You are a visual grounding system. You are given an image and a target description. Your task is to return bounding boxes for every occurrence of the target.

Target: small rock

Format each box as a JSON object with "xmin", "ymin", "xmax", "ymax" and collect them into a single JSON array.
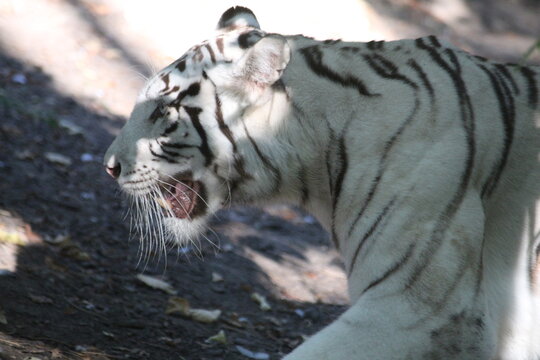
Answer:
[
  {"xmin": 29, "ymin": 294, "xmax": 53, "ymax": 304},
  {"xmin": 15, "ymin": 149, "xmax": 36, "ymax": 160},
  {"xmin": 236, "ymin": 345, "xmax": 269, "ymax": 360},
  {"xmin": 59, "ymin": 119, "xmax": 84, "ymax": 136},
  {"xmin": 45, "ymin": 152, "xmax": 72, "ymax": 166},
  {"xmin": 222, "ymin": 243, "xmax": 234, "ymax": 252},
  {"xmin": 80, "ymin": 153, "xmax": 94, "ymax": 162},
  {"xmin": 211, "ymin": 272, "xmax": 224, "ymax": 282},
  {"xmin": 303, "ymin": 215, "xmax": 318, "ymax": 224},
  {"xmin": 11, "ymin": 73, "xmax": 27, "ymax": 84},
  {"xmin": 206, "ymin": 330, "xmax": 227, "ymax": 345},
  {"xmin": 44, "ymin": 233, "xmax": 70, "ymax": 245},
  {"xmin": 80, "ymin": 192, "xmax": 95, "ymax": 200},
  {"xmin": 102, "ymin": 331, "xmax": 115, "ymax": 338}
]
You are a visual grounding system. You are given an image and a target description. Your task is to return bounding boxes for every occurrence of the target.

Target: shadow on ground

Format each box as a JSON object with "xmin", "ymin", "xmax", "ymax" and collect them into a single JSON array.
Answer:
[{"xmin": 0, "ymin": 47, "xmax": 344, "ymax": 360}]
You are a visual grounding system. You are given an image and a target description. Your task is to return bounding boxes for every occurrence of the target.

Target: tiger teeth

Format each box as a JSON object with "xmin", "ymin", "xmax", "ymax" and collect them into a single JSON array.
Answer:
[{"xmin": 156, "ymin": 197, "xmax": 172, "ymax": 210}]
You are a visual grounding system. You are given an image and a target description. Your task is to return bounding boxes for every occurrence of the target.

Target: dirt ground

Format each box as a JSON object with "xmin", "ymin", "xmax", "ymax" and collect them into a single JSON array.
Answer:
[{"xmin": 0, "ymin": 0, "xmax": 539, "ymax": 359}]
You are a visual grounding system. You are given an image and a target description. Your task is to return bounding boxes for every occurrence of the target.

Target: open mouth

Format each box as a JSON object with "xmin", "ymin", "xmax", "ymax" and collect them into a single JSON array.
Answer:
[{"xmin": 158, "ymin": 179, "xmax": 203, "ymax": 219}]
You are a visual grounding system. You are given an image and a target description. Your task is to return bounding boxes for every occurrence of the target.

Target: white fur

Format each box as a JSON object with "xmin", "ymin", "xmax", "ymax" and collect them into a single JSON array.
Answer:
[{"xmin": 104, "ymin": 7, "xmax": 540, "ymax": 359}]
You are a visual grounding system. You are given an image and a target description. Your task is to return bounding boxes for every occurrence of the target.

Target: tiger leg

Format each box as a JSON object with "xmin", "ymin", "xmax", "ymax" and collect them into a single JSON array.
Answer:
[
  {"xmin": 285, "ymin": 188, "xmax": 497, "ymax": 359},
  {"xmin": 283, "ymin": 294, "xmax": 495, "ymax": 360}
]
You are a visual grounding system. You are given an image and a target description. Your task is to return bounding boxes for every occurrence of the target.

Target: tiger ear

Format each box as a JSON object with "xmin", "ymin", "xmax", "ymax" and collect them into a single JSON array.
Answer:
[
  {"xmin": 217, "ymin": 6, "xmax": 260, "ymax": 31},
  {"xmin": 236, "ymin": 34, "xmax": 290, "ymax": 89}
]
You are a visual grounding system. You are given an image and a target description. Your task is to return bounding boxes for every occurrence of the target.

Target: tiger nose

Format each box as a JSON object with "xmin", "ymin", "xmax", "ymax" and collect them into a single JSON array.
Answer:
[{"xmin": 105, "ymin": 156, "xmax": 122, "ymax": 179}]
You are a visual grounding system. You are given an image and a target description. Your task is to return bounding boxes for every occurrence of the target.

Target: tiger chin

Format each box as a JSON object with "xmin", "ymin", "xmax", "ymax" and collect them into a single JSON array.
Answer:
[{"xmin": 104, "ymin": 6, "xmax": 540, "ymax": 360}]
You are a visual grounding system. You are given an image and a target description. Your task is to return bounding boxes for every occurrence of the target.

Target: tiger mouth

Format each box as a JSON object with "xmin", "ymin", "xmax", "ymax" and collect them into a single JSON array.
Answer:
[{"xmin": 158, "ymin": 179, "xmax": 203, "ymax": 219}]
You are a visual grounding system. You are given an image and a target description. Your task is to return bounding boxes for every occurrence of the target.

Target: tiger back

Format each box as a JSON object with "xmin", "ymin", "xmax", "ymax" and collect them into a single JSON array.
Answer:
[{"xmin": 104, "ymin": 7, "xmax": 540, "ymax": 359}]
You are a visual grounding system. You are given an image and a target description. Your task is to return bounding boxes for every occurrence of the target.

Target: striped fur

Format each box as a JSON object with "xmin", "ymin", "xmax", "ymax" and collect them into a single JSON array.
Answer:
[{"xmin": 104, "ymin": 7, "xmax": 540, "ymax": 360}]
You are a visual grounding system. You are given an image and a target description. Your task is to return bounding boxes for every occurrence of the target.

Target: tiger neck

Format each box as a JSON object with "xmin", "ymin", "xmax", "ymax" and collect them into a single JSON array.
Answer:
[{"xmin": 233, "ymin": 81, "xmax": 340, "ymax": 226}]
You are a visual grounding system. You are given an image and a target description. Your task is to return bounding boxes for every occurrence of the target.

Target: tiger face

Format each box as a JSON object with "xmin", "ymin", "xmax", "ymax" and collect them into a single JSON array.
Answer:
[{"xmin": 103, "ymin": 7, "xmax": 290, "ymax": 244}]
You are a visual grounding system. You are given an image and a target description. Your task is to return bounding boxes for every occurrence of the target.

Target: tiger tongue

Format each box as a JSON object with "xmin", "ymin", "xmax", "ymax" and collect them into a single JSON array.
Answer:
[{"xmin": 169, "ymin": 181, "xmax": 197, "ymax": 219}]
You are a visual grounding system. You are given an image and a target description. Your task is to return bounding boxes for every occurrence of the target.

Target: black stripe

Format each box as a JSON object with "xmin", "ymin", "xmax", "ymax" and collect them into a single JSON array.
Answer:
[
  {"xmin": 240, "ymin": 119, "xmax": 280, "ymax": 189},
  {"xmin": 163, "ymin": 122, "xmax": 179, "ymax": 135},
  {"xmin": 237, "ymin": 30, "xmax": 262, "ymax": 49},
  {"xmin": 332, "ymin": 136, "xmax": 348, "ymax": 209},
  {"xmin": 366, "ymin": 40, "xmax": 385, "ymax": 50},
  {"xmin": 325, "ymin": 127, "xmax": 337, "ymax": 198},
  {"xmin": 149, "ymin": 144, "xmax": 177, "ymax": 163},
  {"xmin": 520, "ymin": 66, "xmax": 538, "ymax": 107},
  {"xmin": 162, "ymin": 86, "xmax": 180, "ymax": 96},
  {"xmin": 361, "ymin": 243, "xmax": 415, "ymax": 295},
  {"xmin": 160, "ymin": 73, "xmax": 171, "ymax": 92},
  {"xmin": 159, "ymin": 145, "xmax": 193, "ymax": 160},
  {"xmin": 477, "ymin": 64, "xmax": 514, "ymax": 198},
  {"xmin": 494, "ymin": 64, "xmax": 519, "ymax": 95},
  {"xmin": 348, "ymin": 197, "xmax": 397, "ymax": 277},
  {"xmin": 324, "ymin": 39, "xmax": 341, "ymax": 45},
  {"xmin": 184, "ymin": 106, "xmax": 214, "ymax": 166},
  {"xmin": 298, "ymin": 163, "xmax": 309, "ymax": 206},
  {"xmin": 214, "ymin": 94, "xmax": 236, "ymax": 151},
  {"xmin": 406, "ymin": 38, "xmax": 476, "ymax": 290},
  {"xmin": 171, "ymin": 82, "xmax": 201, "ymax": 109},
  {"xmin": 176, "ymin": 57, "xmax": 186, "ymax": 72},
  {"xmin": 300, "ymin": 46, "xmax": 380, "ymax": 97},
  {"xmin": 444, "ymin": 48, "xmax": 462, "ymax": 73},
  {"xmin": 339, "ymin": 46, "xmax": 361, "ymax": 55},
  {"xmin": 408, "ymin": 59, "xmax": 434, "ymax": 100},
  {"xmin": 216, "ymin": 37, "xmax": 224, "ymax": 54},
  {"xmin": 160, "ymin": 141, "xmax": 197, "ymax": 150},
  {"xmin": 205, "ymin": 43, "xmax": 216, "ymax": 64},
  {"xmin": 473, "ymin": 55, "xmax": 488, "ymax": 62},
  {"xmin": 149, "ymin": 106, "xmax": 164, "ymax": 124},
  {"xmin": 363, "ymin": 54, "xmax": 418, "ymax": 89},
  {"xmin": 331, "ymin": 135, "xmax": 349, "ymax": 249},
  {"xmin": 428, "ymin": 35, "xmax": 441, "ymax": 48},
  {"xmin": 347, "ymin": 96, "xmax": 420, "ymax": 239}
]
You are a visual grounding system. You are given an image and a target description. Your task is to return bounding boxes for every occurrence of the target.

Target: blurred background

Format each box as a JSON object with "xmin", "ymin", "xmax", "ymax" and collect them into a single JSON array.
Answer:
[{"xmin": 0, "ymin": 0, "xmax": 539, "ymax": 359}]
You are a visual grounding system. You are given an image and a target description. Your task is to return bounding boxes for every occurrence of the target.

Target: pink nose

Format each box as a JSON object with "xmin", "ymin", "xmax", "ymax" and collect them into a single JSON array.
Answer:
[{"xmin": 105, "ymin": 163, "xmax": 121, "ymax": 179}]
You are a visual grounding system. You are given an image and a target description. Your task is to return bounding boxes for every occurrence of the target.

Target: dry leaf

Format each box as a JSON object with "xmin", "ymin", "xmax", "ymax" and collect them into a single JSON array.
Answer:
[
  {"xmin": 189, "ymin": 309, "xmax": 222, "ymax": 323},
  {"xmin": 29, "ymin": 294, "xmax": 53, "ymax": 304},
  {"xmin": 44, "ymin": 233, "xmax": 70, "ymax": 245},
  {"xmin": 211, "ymin": 272, "xmax": 224, "ymax": 282},
  {"xmin": 166, "ymin": 297, "xmax": 221, "ymax": 323},
  {"xmin": 236, "ymin": 346, "xmax": 269, "ymax": 360},
  {"xmin": 206, "ymin": 330, "xmax": 227, "ymax": 344},
  {"xmin": 251, "ymin": 292, "xmax": 271, "ymax": 311},
  {"xmin": 59, "ymin": 119, "xmax": 83, "ymax": 136},
  {"xmin": 45, "ymin": 152, "xmax": 72, "ymax": 166},
  {"xmin": 15, "ymin": 149, "xmax": 36, "ymax": 160},
  {"xmin": 136, "ymin": 274, "xmax": 177, "ymax": 295}
]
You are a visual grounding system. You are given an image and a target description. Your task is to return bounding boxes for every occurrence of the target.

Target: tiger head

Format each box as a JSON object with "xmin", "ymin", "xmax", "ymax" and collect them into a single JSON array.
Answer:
[{"xmin": 103, "ymin": 7, "xmax": 290, "ymax": 245}]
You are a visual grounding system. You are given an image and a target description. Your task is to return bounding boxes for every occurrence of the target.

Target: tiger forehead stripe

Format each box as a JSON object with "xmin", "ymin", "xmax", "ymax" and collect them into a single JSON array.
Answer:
[
  {"xmin": 204, "ymin": 43, "xmax": 216, "ymax": 63},
  {"xmin": 170, "ymin": 82, "xmax": 201, "ymax": 109},
  {"xmin": 216, "ymin": 37, "xmax": 224, "ymax": 54}
]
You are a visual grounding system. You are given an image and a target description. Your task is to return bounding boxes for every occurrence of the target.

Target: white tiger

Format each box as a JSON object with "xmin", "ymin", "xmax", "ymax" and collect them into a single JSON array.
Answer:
[{"xmin": 104, "ymin": 7, "xmax": 540, "ymax": 359}]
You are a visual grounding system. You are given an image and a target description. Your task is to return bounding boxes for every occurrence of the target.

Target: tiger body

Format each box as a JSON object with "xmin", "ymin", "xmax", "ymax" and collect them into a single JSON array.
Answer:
[{"xmin": 104, "ymin": 7, "xmax": 540, "ymax": 359}]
